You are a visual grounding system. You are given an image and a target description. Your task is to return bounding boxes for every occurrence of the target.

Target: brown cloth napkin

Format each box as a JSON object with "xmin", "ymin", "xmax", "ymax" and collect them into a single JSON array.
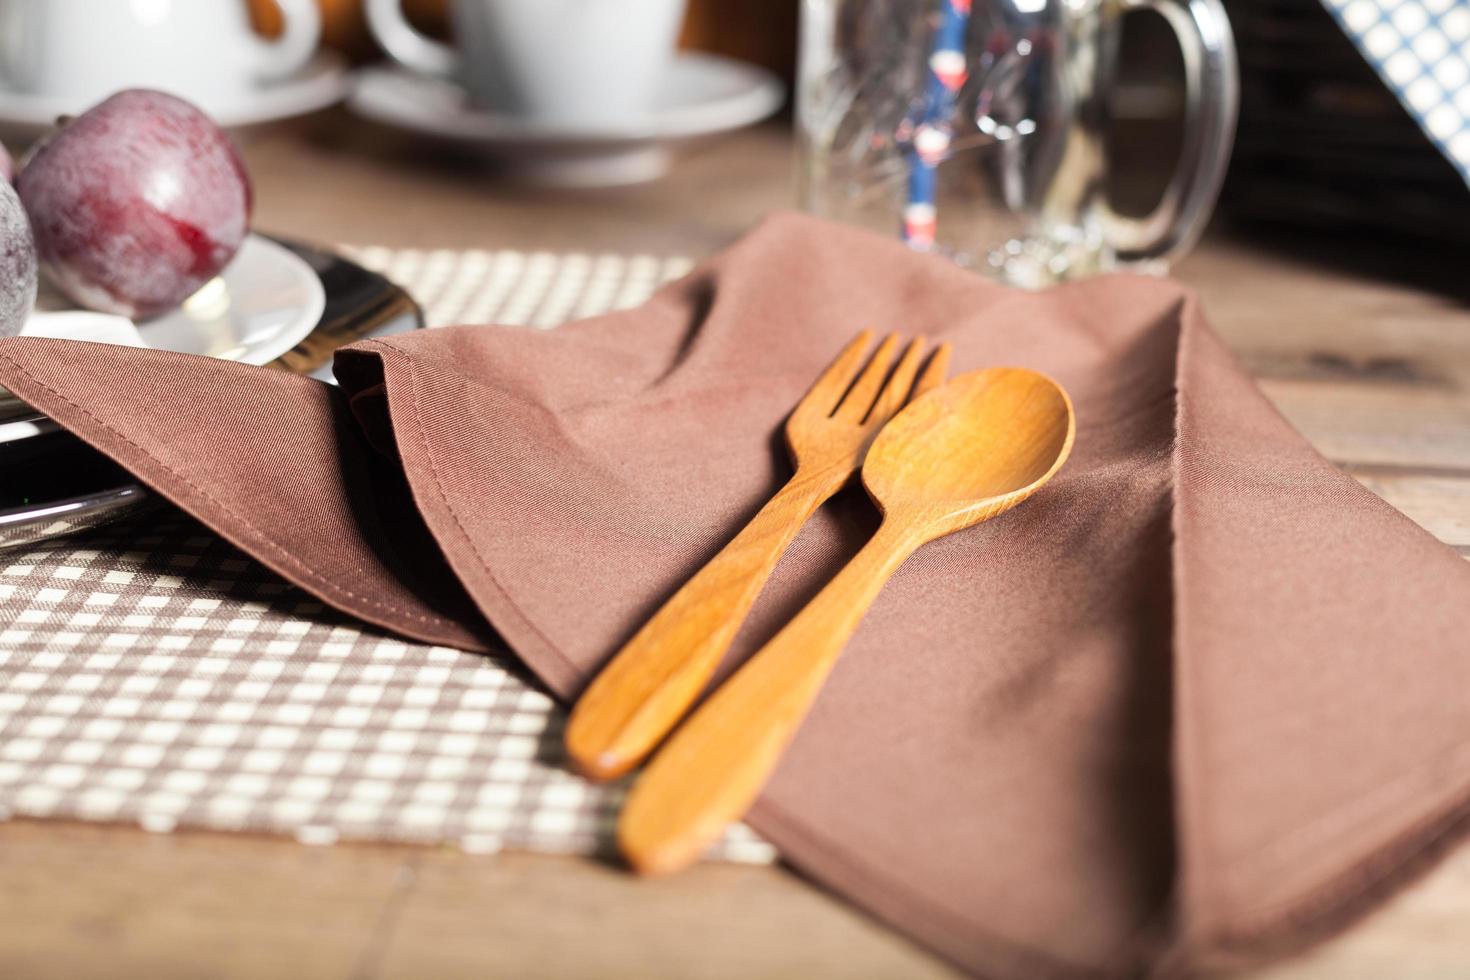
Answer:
[{"xmin": 1, "ymin": 214, "xmax": 1467, "ymax": 978}]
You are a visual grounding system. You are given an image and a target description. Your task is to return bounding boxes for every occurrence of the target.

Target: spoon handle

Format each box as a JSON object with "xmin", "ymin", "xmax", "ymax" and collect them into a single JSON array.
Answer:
[
  {"xmin": 618, "ymin": 519, "xmax": 919, "ymax": 876},
  {"xmin": 565, "ymin": 468, "xmax": 843, "ymax": 782}
]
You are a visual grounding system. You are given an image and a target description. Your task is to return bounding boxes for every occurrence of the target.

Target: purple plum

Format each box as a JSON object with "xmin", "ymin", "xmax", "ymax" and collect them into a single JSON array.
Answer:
[
  {"xmin": 0, "ymin": 178, "xmax": 37, "ymax": 337},
  {"xmin": 17, "ymin": 90, "xmax": 252, "ymax": 319}
]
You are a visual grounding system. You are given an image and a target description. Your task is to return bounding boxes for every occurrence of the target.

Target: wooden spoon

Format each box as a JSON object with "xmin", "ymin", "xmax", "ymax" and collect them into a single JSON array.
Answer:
[{"xmin": 618, "ymin": 367, "xmax": 1076, "ymax": 876}]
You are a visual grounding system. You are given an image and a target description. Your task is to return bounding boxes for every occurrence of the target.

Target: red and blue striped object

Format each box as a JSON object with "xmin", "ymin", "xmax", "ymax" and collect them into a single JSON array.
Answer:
[{"xmin": 903, "ymin": 0, "xmax": 972, "ymax": 250}]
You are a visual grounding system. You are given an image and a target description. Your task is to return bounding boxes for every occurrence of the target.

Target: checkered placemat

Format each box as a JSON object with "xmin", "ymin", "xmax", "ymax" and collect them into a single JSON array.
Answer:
[
  {"xmin": 340, "ymin": 245, "xmax": 695, "ymax": 329},
  {"xmin": 1324, "ymin": 0, "xmax": 1470, "ymax": 185},
  {"xmin": 0, "ymin": 247, "xmax": 774, "ymax": 864}
]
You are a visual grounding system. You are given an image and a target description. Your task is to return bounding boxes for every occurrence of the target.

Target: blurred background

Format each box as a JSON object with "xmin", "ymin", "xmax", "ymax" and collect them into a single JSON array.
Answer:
[
  {"xmin": 0, "ymin": 0, "xmax": 1464, "ymax": 291},
  {"xmin": 246, "ymin": 0, "xmax": 800, "ymax": 84},
  {"xmin": 239, "ymin": 0, "xmax": 1469, "ymax": 246}
]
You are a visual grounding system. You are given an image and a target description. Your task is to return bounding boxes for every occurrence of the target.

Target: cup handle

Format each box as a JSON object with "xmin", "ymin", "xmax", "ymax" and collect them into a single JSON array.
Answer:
[
  {"xmin": 365, "ymin": 0, "xmax": 459, "ymax": 77},
  {"xmin": 1099, "ymin": 0, "xmax": 1238, "ymax": 265},
  {"xmin": 250, "ymin": 0, "xmax": 323, "ymax": 84}
]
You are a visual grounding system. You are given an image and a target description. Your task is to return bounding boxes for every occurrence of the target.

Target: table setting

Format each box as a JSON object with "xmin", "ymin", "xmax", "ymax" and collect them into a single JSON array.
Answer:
[{"xmin": 1, "ymin": 2, "xmax": 1469, "ymax": 979}]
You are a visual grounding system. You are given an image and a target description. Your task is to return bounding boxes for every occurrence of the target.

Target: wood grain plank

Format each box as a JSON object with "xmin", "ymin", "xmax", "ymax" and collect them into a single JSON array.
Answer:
[
  {"xmin": 1239, "ymin": 350, "xmax": 1457, "ymax": 391},
  {"xmin": 0, "ymin": 820, "xmax": 406, "ymax": 980},
  {"xmin": 1346, "ymin": 469, "xmax": 1470, "ymax": 548},
  {"xmin": 1259, "ymin": 380, "xmax": 1470, "ymax": 472},
  {"xmin": 377, "ymin": 848, "xmax": 957, "ymax": 980},
  {"xmin": 1, "ymin": 817, "xmax": 1465, "ymax": 980},
  {"xmin": 0, "ymin": 819, "xmax": 957, "ymax": 980}
]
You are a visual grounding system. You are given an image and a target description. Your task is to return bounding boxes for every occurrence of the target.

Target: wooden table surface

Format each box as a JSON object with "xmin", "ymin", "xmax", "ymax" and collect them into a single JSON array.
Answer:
[{"xmin": 2, "ymin": 114, "xmax": 1468, "ymax": 980}]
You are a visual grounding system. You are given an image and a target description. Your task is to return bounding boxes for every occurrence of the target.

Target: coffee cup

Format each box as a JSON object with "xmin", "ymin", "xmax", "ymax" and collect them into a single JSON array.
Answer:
[
  {"xmin": 366, "ymin": 0, "xmax": 687, "ymax": 127},
  {"xmin": 0, "ymin": 0, "xmax": 321, "ymax": 111}
]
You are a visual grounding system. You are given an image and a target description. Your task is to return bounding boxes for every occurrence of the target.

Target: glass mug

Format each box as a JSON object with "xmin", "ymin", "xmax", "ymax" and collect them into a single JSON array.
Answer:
[{"xmin": 797, "ymin": 0, "xmax": 1238, "ymax": 286}]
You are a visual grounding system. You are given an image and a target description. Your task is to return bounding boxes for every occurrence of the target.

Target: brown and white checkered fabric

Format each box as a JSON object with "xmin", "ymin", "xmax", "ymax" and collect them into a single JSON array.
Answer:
[{"xmin": 0, "ymin": 248, "xmax": 774, "ymax": 864}]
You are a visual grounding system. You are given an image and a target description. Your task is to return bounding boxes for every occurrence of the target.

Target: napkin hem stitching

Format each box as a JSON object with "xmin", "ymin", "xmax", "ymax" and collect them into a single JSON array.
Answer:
[
  {"xmin": 367, "ymin": 339, "xmax": 587, "ymax": 691},
  {"xmin": 747, "ymin": 796, "xmax": 1110, "ymax": 980},
  {"xmin": 1169, "ymin": 299, "xmax": 1214, "ymax": 926},
  {"xmin": 0, "ymin": 351, "xmax": 462, "ymax": 633},
  {"xmin": 1216, "ymin": 741, "xmax": 1470, "ymax": 890},
  {"xmin": 1182, "ymin": 789, "xmax": 1470, "ymax": 973},
  {"xmin": 1225, "ymin": 782, "xmax": 1470, "ymax": 938}
]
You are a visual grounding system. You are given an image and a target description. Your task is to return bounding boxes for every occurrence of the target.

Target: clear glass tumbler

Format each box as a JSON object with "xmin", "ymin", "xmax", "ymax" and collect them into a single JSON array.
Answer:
[{"xmin": 797, "ymin": 0, "xmax": 1238, "ymax": 286}]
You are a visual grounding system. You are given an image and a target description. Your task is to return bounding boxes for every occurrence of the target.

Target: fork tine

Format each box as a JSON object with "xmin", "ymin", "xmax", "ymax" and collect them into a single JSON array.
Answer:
[
  {"xmin": 796, "ymin": 329, "xmax": 876, "ymax": 418},
  {"xmin": 832, "ymin": 332, "xmax": 901, "ymax": 422},
  {"xmin": 912, "ymin": 342, "xmax": 952, "ymax": 399},
  {"xmin": 862, "ymin": 336, "xmax": 926, "ymax": 424}
]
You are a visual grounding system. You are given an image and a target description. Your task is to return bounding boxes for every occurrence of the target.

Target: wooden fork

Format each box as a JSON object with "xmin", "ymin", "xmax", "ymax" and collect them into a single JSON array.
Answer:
[{"xmin": 565, "ymin": 330, "xmax": 951, "ymax": 781}]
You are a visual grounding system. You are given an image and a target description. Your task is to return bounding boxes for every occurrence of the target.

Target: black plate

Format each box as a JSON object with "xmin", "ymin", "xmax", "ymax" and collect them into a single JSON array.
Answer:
[{"xmin": 0, "ymin": 238, "xmax": 421, "ymax": 551}]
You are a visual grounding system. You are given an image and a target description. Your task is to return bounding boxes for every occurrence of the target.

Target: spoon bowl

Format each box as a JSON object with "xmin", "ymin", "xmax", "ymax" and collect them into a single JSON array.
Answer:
[{"xmin": 864, "ymin": 367, "xmax": 1074, "ymax": 535}]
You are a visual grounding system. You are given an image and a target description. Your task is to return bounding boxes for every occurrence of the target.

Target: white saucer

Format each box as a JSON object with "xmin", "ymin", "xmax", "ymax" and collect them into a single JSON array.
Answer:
[
  {"xmin": 1, "ymin": 234, "xmax": 324, "ymax": 433},
  {"xmin": 347, "ymin": 53, "xmax": 785, "ymax": 186},
  {"xmin": 0, "ymin": 52, "xmax": 350, "ymax": 138},
  {"xmin": 25, "ymin": 234, "xmax": 325, "ymax": 364}
]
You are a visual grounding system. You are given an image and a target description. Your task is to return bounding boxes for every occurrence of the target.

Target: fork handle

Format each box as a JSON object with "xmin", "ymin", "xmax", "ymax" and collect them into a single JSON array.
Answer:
[
  {"xmin": 618, "ymin": 519, "xmax": 919, "ymax": 876},
  {"xmin": 565, "ymin": 467, "xmax": 847, "ymax": 781}
]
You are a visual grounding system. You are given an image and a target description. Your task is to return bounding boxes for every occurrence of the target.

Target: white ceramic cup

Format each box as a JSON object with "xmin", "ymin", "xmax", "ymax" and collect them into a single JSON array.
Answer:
[
  {"xmin": 0, "ymin": 0, "xmax": 321, "ymax": 110},
  {"xmin": 366, "ymin": 0, "xmax": 687, "ymax": 126}
]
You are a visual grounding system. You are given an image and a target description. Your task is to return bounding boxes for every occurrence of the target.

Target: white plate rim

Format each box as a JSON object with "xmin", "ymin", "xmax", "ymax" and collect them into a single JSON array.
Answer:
[
  {"xmin": 1, "ymin": 233, "xmax": 324, "ymax": 435},
  {"xmin": 23, "ymin": 234, "xmax": 326, "ymax": 367},
  {"xmin": 199, "ymin": 234, "xmax": 326, "ymax": 365}
]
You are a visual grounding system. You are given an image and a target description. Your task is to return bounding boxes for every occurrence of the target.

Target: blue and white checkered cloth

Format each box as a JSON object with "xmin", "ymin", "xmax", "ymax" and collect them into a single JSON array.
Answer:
[{"xmin": 1322, "ymin": 0, "xmax": 1470, "ymax": 186}]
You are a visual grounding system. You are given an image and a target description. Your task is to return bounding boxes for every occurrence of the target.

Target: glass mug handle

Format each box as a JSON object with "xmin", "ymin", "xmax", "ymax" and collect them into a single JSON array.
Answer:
[
  {"xmin": 365, "ymin": 0, "xmax": 461, "ymax": 77},
  {"xmin": 1098, "ymin": 0, "xmax": 1239, "ymax": 266}
]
